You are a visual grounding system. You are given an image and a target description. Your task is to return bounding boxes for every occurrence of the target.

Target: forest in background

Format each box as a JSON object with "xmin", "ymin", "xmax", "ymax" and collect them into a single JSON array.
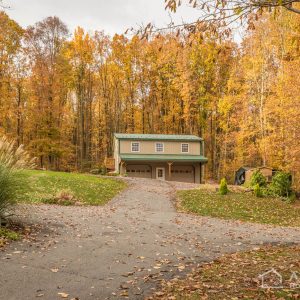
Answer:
[{"xmin": 0, "ymin": 9, "xmax": 299, "ymax": 188}]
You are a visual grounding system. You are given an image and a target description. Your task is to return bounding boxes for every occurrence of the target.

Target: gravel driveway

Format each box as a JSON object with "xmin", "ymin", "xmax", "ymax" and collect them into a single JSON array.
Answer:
[{"xmin": 1, "ymin": 178, "xmax": 299, "ymax": 300}]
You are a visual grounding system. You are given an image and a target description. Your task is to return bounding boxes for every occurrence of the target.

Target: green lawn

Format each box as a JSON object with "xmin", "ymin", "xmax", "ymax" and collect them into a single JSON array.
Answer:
[
  {"xmin": 15, "ymin": 170, "xmax": 126, "ymax": 206},
  {"xmin": 0, "ymin": 228, "xmax": 19, "ymax": 247},
  {"xmin": 178, "ymin": 189, "xmax": 300, "ymax": 227},
  {"xmin": 151, "ymin": 245, "xmax": 300, "ymax": 299}
]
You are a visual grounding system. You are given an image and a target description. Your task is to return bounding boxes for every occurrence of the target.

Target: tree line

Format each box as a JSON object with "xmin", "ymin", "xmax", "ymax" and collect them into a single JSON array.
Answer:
[{"xmin": 0, "ymin": 10, "xmax": 299, "ymax": 188}]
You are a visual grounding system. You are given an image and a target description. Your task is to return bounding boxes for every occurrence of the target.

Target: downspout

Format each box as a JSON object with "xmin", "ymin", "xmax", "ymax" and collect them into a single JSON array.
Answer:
[
  {"xmin": 200, "ymin": 139, "xmax": 205, "ymax": 184},
  {"xmin": 118, "ymin": 138, "xmax": 121, "ymax": 173}
]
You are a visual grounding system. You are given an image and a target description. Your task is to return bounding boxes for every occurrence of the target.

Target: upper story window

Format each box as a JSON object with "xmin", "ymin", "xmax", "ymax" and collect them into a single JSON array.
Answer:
[
  {"xmin": 155, "ymin": 142, "xmax": 164, "ymax": 152},
  {"xmin": 181, "ymin": 143, "xmax": 189, "ymax": 153},
  {"xmin": 131, "ymin": 142, "xmax": 140, "ymax": 152}
]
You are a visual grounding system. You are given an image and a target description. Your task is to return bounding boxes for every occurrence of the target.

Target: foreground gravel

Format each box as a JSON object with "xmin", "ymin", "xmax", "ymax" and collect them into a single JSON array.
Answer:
[{"xmin": 0, "ymin": 178, "xmax": 299, "ymax": 300}]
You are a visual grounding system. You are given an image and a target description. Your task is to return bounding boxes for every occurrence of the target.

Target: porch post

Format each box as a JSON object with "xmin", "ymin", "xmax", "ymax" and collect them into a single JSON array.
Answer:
[
  {"xmin": 167, "ymin": 162, "xmax": 173, "ymax": 178},
  {"xmin": 120, "ymin": 161, "xmax": 126, "ymax": 175},
  {"xmin": 200, "ymin": 163, "xmax": 205, "ymax": 184},
  {"xmin": 200, "ymin": 163, "xmax": 202, "ymax": 184}
]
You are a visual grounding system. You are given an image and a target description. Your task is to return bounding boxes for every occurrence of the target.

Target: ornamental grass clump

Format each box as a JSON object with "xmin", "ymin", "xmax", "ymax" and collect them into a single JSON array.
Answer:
[
  {"xmin": 0, "ymin": 136, "xmax": 36, "ymax": 221},
  {"xmin": 0, "ymin": 136, "xmax": 36, "ymax": 170}
]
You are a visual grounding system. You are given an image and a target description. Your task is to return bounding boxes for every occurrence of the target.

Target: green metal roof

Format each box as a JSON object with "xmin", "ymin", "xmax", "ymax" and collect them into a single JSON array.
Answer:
[
  {"xmin": 120, "ymin": 154, "xmax": 208, "ymax": 162},
  {"xmin": 114, "ymin": 133, "xmax": 203, "ymax": 141}
]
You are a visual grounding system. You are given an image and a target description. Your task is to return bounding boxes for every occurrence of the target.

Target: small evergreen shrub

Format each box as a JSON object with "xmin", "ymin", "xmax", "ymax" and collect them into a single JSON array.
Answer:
[
  {"xmin": 253, "ymin": 184, "xmax": 263, "ymax": 198},
  {"xmin": 219, "ymin": 178, "xmax": 229, "ymax": 195},
  {"xmin": 250, "ymin": 170, "xmax": 267, "ymax": 188},
  {"xmin": 269, "ymin": 171, "xmax": 292, "ymax": 198}
]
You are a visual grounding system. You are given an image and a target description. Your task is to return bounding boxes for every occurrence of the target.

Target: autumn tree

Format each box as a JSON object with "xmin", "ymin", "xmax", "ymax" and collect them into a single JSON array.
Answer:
[
  {"xmin": 165, "ymin": 1, "xmax": 300, "ymax": 28},
  {"xmin": 0, "ymin": 12, "xmax": 23, "ymax": 139},
  {"xmin": 0, "ymin": 9, "xmax": 299, "ymax": 189},
  {"xmin": 66, "ymin": 27, "xmax": 97, "ymax": 171},
  {"xmin": 24, "ymin": 16, "xmax": 71, "ymax": 169}
]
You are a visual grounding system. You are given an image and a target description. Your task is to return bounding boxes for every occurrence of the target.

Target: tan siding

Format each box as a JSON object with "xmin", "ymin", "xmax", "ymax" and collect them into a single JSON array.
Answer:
[{"xmin": 120, "ymin": 140, "xmax": 201, "ymax": 155}]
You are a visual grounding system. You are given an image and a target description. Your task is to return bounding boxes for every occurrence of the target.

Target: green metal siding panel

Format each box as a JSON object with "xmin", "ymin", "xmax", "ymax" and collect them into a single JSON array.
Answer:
[
  {"xmin": 120, "ymin": 154, "xmax": 208, "ymax": 162},
  {"xmin": 114, "ymin": 133, "xmax": 203, "ymax": 141}
]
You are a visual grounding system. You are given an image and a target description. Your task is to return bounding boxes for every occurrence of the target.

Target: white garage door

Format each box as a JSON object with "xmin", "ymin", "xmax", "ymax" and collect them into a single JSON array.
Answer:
[
  {"xmin": 126, "ymin": 165, "xmax": 152, "ymax": 178},
  {"xmin": 171, "ymin": 165, "xmax": 194, "ymax": 183}
]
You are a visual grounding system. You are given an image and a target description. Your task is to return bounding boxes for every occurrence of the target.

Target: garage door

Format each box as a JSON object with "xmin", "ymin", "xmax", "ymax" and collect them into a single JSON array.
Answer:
[
  {"xmin": 126, "ymin": 165, "xmax": 152, "ymax": 179},
  {"xmin": 171, "ymin": 165, "xmax": 194, "ymax": 183}
]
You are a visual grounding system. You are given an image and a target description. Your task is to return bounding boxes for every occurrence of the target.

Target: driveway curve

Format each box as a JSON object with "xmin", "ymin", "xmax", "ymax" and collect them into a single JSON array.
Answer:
[{"xmin": 0, "ymin": 178, "xmax": 299, "ymax": 300}]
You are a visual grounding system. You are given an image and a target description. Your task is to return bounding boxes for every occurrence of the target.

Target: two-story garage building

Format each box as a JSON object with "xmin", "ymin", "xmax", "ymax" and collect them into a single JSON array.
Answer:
[{"xmin": 113, "ymin": 133, "xmax": 208, "ymax": 183}]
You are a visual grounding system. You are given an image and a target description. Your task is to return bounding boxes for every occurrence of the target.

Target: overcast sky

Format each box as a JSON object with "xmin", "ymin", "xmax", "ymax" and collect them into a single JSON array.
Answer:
[{"xmin": 4, "ymin": 0, "xmax": 201, "ymax": 36}]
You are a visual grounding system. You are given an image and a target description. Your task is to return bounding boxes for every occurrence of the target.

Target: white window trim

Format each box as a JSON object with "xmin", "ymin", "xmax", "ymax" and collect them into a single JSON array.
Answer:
[
  {"xmin": 131, "ymin": 142, "xmax": 140, "ymax": 152},
  {"xmin": 181, "ymin": 143, "xmax": 189, "ymax": 153},
  {"xmin": 155, "ymin": 142, "xmax": 164, "ymax": 153}
]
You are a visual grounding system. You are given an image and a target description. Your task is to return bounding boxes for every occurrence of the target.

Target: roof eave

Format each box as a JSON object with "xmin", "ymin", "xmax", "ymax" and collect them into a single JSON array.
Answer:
[
  {"xmin": 120, "ymin": 154, "xmax": 208, "ymax": 163},
  {"xmin": 114, "ymin": 135, "xmax": 203, "ymax": 142}
]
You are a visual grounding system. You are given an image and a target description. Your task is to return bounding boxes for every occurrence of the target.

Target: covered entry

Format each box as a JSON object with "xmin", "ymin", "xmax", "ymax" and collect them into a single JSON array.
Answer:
[{"xmin": 120, "ymin": 154, "xmax": 208, "ymax": 183}]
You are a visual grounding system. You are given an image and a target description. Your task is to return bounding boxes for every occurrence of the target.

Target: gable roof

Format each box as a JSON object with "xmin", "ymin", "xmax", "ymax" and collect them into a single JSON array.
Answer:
[
  {"xmin": 114, "ymin": 133, "xmax": 203, "ymax": 141},
  {"xmin": 236, "ymin": 166, "xmax": 252, "ymax": 172},
  {"xmin": 236, "ymin": 166, "xmax": 274, "ymax": 173}
]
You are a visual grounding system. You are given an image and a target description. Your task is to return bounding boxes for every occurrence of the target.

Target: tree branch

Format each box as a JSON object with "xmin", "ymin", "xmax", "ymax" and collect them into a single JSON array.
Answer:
[{"xmin": 284, "ymin": 3, "xmax": 300, "ymax": 14}]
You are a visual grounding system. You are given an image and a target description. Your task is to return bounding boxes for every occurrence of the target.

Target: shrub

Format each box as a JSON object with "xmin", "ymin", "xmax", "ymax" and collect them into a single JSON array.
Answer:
[
  {"xmin": 90, "ymin": 169, "xmax": 100, "ymax": 175},
  {"xmin": 253, "ymin": 184, "xmax": 263, "ymax": 198},
  {"xmin": 219, "ymin": 178, "xmax": 229, "ymax": 195},
  {"xmin": 269, "ymin": 171, "xmax": 292, "ymax": 198},
  {"xmin": 99, "ymin": 166, "xmax": 107, "ymax": 175},
  {"xmin": 250, "ymin": 170, "xmax": 267, "ymax": 188},
  {"xmin": 287, "ymin": 192, "xmax": 296, "ymax": 204},
  {"xmin": 90, "ymin": 166, "xmax": 107, "ymax": 175}
]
